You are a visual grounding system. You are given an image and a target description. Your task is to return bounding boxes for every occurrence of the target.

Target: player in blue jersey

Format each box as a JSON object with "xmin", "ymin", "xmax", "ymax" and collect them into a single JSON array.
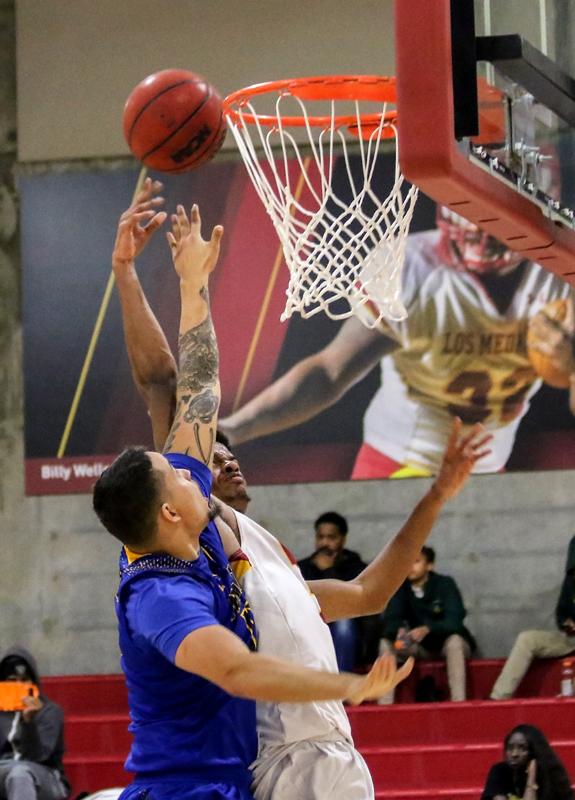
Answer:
[
  {"xmin": 105, "ymin": 183, "xmax": 492, "ymax": 800},
  {"xmin": 93, "ymin": 203, "xmax": 417, "ymax": 800}
]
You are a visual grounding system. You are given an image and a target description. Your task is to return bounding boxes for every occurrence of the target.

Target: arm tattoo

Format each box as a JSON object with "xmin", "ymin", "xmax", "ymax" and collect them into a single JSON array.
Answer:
[
  {"xmin": 183, "ymin": 390, "xmax": 219, "ymax": 424},
  {"xmin": 193, "ymin": 421, "xmax": 214, "ymax": 464},
  {"xmin": 169, "ymin": 304, "xmax": 219, "ymax": 462},
  {"xmin": 163, "ymin": 405, "xmax": 182, "ymax": 453},
  {"xmin": 177, "ymin": 315, "xmax": 219, "ymax": 394}
]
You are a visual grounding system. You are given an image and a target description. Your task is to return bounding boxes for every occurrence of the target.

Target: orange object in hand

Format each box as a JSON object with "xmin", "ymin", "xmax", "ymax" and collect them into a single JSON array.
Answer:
[
  {"xmin": 0, "ymin": 681, "xmax": 39, "ymax": 711},
  {"xmin": 394, "ymin": 629, "xmax": 412, "ymax": 651}
]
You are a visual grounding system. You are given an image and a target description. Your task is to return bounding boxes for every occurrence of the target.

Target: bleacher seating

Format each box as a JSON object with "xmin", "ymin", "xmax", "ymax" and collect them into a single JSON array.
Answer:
[{"xmin": 44, "ymin": 658, "xmax": 575, "ymax": 799}]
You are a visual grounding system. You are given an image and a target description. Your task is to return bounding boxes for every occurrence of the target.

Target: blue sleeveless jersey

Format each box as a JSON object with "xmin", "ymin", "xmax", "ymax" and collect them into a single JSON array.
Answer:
[{"xmin": 116, "ymin": 453, "xmax": 258, "ymax": 792}]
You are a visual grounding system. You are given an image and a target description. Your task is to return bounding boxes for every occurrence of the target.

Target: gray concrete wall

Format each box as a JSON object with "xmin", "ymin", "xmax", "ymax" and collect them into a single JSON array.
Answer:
[
  {"xmin": 1, "ymin": 0, "xmax": 574, "ymax": 677},
  {"xmin": 248, "ymin": 471, "xmax": 575, "ymax": 661},
  {"xmin": 16, "ymin": 0, "xmax": 395, "ymax": 162}
]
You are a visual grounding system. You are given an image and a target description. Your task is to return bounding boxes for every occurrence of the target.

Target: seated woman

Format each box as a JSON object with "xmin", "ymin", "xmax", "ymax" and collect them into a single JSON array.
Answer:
[{"xmin": 481, "ymin": 724, "xmax": 573, "ymax": 800}]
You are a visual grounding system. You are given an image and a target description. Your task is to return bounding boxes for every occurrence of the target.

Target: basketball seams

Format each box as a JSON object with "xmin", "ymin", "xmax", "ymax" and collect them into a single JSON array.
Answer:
[
  {"xmin": 151, "ymin": 110, "xmax": 227, "ymax": 172},
  {"xmin": 139, "ymin": 87, "xmax": 214, "ymax": 161},
  {"xmin": 123, "ymin": 69, "xmax": 225, "ymax": 172},
  {"xmin": 126, "ymin": 78, "xmax": 205, "ymax": 147}
]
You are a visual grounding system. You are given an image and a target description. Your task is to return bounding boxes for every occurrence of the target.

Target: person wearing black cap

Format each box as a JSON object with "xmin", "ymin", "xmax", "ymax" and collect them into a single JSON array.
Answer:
[{"xmin": 0, "ymin": 647, "xmax": 69, "ymax": 800}]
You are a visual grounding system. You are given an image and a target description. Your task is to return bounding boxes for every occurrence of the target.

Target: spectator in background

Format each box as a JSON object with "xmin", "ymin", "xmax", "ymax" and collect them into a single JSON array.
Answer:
[
  {"xmin": 0, "ymin": 647, "xmax": 69, "ymax": 800},
  {"xmin": 298, "ymin": 512, "xmax": 379, "ymax": 671},
  {"xmin": 490, "ymin": 535, "xmax": 575, "ymax": 699},
  {"xmin": 481, "ymin": 724, "xmax": 573, "ymax": 800},
  {"xmin": 379, "ymin": 546, "xmax": 476, "ymax": 702}
]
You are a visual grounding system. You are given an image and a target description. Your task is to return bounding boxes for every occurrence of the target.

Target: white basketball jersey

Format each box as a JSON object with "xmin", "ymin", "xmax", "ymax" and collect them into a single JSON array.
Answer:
[
  {"xmin": 234, "ymin": 513, "xmax": 352, "ymax": 748},
  {"xmin": 363, "ymin": 229, "xmax": 573, "ymax": 472}
]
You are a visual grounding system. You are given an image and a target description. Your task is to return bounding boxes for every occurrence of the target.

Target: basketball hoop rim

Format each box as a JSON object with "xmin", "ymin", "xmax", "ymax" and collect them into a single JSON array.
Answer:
[{"xmin": 223, "ymin": 74, "xmax": 397, "ymax": 130}]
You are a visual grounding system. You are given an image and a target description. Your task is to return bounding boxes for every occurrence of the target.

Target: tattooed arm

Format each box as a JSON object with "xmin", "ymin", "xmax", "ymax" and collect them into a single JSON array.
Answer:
[{"xmin": 162, "ymin": 204, "xmax": 224, "ymax": 467}]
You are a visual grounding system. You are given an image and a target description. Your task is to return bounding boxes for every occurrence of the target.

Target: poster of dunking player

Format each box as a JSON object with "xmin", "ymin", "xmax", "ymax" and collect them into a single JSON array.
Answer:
[{"xmin": 21, "ymin": 157, "xmax": 575, "ymax": 495}]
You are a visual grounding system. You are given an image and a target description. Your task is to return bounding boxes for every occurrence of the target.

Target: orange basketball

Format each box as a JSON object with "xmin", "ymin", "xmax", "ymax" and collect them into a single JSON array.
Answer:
[
  {"xmin": 527, "ymin": 299, "xmax": 572, "ymax": 388},
  {"xmin": 123, "ymin": 69, "xmax": 226, "ymax": 173}
]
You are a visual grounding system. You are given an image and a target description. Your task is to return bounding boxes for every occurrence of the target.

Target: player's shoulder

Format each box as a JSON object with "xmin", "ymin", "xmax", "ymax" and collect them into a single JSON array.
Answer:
[
  {"xmin": 235, "ymin": 510, "xmax": 287, "ymax": 554},
  {"xmin": 128, "ymin": 571, "xmax": 211, "ymax": 611},
  {"xmin": 164, "ymin": 451, "xmax": 212, "ymax": 498}
]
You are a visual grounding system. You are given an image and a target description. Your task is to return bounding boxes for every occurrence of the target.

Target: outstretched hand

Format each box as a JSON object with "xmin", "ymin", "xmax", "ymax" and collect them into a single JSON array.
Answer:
[
  {"xmin": 432, "ymin": 418, "xmax": 492, "ymax": 502},
  {"xmin": 167, "ymin": 204, "xmax": 224, "ymax": 286},
  {"xmin": 345, "ymin": 654, "xmax": 414, "ymax": 705},
  {"xmin": 112, "ymin": 177, "xmax": 167, "ymax": 269}
]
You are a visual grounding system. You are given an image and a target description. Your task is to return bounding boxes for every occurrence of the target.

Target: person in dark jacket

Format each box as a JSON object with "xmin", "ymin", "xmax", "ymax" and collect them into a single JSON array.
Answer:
[
  {"xmin": 299, "ymin": 511, "xmax": 378, "ymax": 671},
  {"xmin": 379, "ymin": 546, "xmax": 475, "ymax": 702},
  {"xmin": 0, "ymin": 647, "xmax": 69, "ymax": 800},
  {"xmin": 298, "ymin": 512, "xmax": 367, "ymax": 582},
  {"xmin": 490, "ymin": 535, "xmax": 575, "ymax": 699}
]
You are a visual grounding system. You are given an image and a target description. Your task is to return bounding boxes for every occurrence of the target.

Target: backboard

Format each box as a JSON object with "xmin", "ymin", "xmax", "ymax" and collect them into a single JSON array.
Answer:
[{"xmin": 395, "ymin": 0, "xmax": 575, "ymax": 282}]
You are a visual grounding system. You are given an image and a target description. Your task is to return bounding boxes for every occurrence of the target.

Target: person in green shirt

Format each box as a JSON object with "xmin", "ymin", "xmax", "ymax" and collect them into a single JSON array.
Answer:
[{"xmin": 378, "ymin": 546, "xmax": 475, "ymax": 702}]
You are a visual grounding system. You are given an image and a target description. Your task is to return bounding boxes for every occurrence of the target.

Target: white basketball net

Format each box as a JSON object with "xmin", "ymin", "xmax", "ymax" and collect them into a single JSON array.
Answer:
[{"xmin": 224, "ymin": 86, "xmax": 419, "ymax": 326}]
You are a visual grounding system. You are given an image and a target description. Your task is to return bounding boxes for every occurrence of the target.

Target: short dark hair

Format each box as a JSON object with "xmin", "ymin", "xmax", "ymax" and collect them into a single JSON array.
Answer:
[
  {"xmin": 216, "ymin": 429, "xmax": 230, "ymax": 448},
  {"xmin": 421, "ymin": 546, "xmax": 436, "ymax": 564},
  {"xmin": 314, "ymin": 511, "xmax": 348, "ymax": 536},
  {"xmin": 93, "ymin": 447, "xmax": 162, "ymax": 548}
]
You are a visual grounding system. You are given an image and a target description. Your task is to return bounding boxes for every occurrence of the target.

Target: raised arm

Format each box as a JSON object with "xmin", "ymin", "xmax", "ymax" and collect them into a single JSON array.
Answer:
[
  {"xmin": 219, "ymin": 315, "xmax": 398, "ymax": 446},
  {"xmin": 163, "ymin": 204, "xmax": 223, "ymax": 466},
  {"xmin": 308, "ymin": 419, "xmax": 492, "ymax": 622},
  {"xmin": 112, "ymin": 178, "xmax": 176, "ymax": 450}
]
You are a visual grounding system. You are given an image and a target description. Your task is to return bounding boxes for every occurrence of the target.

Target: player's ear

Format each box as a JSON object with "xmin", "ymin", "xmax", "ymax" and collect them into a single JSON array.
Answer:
[{"xmin": 160, "ymin": 502, "xmax": 181, "ymax": 525}]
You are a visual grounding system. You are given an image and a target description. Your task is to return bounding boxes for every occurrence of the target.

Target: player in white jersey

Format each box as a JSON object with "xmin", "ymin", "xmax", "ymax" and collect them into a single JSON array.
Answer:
[
  {"xmin": 220, "ymin": 207, "xmax": 575, "ymax": 478},
  {"xmin": 110, "ymin": 182, "xmax": 491, "ymax": 799},
  {"xmin": 223, "ymin": 508, "xmax": 370, "ymax": 799}
]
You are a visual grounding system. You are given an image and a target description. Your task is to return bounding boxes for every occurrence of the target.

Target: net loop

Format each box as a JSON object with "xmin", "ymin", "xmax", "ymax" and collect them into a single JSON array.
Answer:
[{"xmin": 223, "ymin": 76, "xmax": 419, "ymax": 326}]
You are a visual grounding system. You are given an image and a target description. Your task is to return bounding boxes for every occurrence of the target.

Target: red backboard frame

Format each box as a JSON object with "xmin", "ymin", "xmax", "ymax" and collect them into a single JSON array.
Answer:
[{"xmin": 395, "ymin": 0, "xmax": 575, "ymax": 283}]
